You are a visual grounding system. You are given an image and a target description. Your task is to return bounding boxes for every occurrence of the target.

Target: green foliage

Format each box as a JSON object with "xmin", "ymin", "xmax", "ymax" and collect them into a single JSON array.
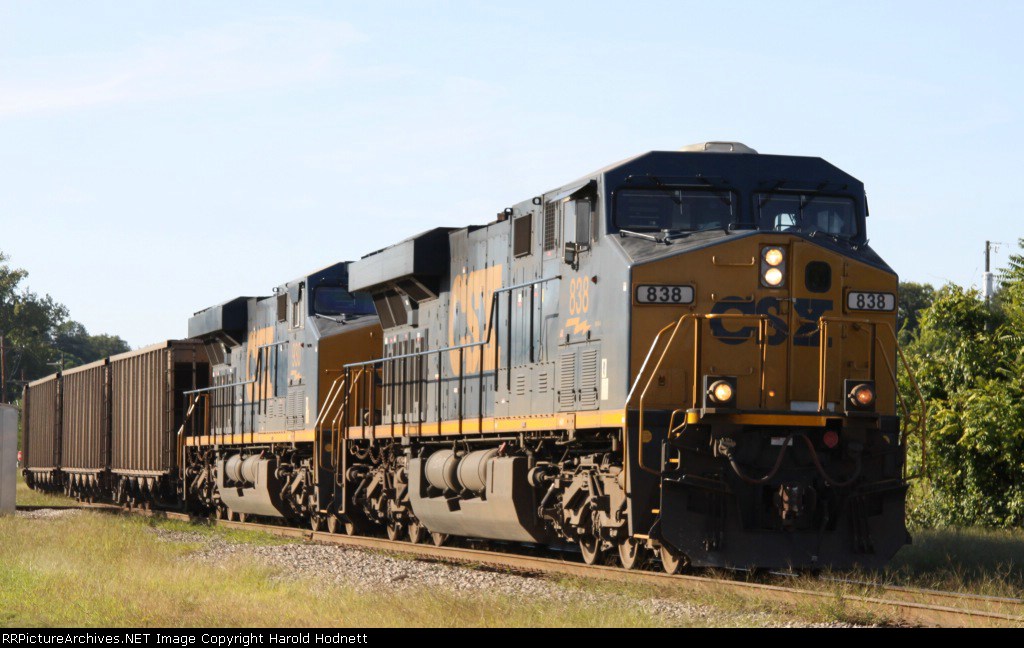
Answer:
[
  {"xmin": 0, "ymin": 250, "xmax": 129, "ymax": 401},
  {"xmin": 902, "ymin": 248, "xmax": 1024, "ymax": 527},
  {"xmin": 53, "ymin": 320, "xmax": 130, "ymax": 367},
  {"xmin": 897, "ymin": 281, "xmax": 935, "ymax": 344}
]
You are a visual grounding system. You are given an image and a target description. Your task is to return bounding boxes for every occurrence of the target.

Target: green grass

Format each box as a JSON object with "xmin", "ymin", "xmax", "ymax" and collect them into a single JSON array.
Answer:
[
  {"xmin": 886, "ymin": 527, "xmax": 1024, "ymax": 596},
  {"xmin": 151, "ymin": 516, "xmax": 297, "ymax": 547},
  {"xmin": 769, "ymin": 526, "xmax": 1024, "ymax": 608},
  {"xmin": 10, "ymin": 471, "xmax": 1023, "ymax": 625},
  {"xmin": 0, "ymin": 512, "xmax": 745, "ymax": 628},
  {"xmin": 14, "ymin": 472, "xmax": 76, "ymax": 508}
]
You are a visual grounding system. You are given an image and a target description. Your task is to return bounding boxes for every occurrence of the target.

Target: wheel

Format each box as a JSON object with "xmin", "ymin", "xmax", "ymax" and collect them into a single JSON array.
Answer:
[
  {"xmin": 660, "ymin": 545, "xmax": 683, "ymax": 575},
  {"xmin": 216, "ymin": 506, "xmax": 227, "ymax": 521},
  {"xmin": 579, "ymin": 535, "xmax": 603, "ymax": 566},
  {"xmin": 310, "ymin": 513, "xmax": 324, "ymax": 532},
  {"xmin": 407, "ymin": 520, "xmax": 426, "ymax": 544},
  {"xmin": 431, "ymin": 532, "xmax": 448, "ymax": 547},
  {"xmin": 238, "ymin": 512, "xmax": 248, "ymax": 524},
  {"xmin": 618, "ymin": 537, "xmax": 646, "ymax": 570},
  {"xmin": 328, "ymin": 513, "xmax": 356, "ymax": 535},
  {"xmin": 386, "ymin": 519, "xmax": 401, "ymax": 541}
]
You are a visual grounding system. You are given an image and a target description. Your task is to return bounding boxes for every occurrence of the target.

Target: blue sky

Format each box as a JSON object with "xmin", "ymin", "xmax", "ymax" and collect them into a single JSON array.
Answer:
[{"xmin": 1, "ymin": 1, "xmax": 1021, "ymax": 347}]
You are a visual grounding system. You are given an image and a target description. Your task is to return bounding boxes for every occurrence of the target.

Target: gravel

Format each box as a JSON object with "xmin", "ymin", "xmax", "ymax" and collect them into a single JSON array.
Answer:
[
  {"xmin": 149, "ymin": 525, "xmax": 863, "ymax": 627},
  {"xmin": 16, "ymin": 508, "xmax": 82, "ymax": 520}
]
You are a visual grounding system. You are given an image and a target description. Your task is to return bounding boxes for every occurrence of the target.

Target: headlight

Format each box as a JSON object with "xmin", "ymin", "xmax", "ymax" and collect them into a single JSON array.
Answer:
[
  {"xmin": 711, "ymin": 381, "xmax": 734, "ymax": 403},
  {"xmin": 760, "ymin": 246, "xmax": 786, "ymax": 288},
  {"xmin": 763, "ymin": 267, "xmax": 784, "ymax": 286},
  {"xmin": 703, "ymin": 376, "xmax": 737, "ymax": 407}
]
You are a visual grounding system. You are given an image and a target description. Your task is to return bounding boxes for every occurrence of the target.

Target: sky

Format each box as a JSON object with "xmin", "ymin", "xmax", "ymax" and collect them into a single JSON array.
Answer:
[{"xmin": 1, "ymin": 1, "xmax": 1022, "ymax": 347}]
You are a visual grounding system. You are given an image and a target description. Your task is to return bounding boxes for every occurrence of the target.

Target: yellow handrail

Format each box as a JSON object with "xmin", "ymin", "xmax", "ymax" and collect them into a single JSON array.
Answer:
[
  {"xmin": 627, "ymin": 312, "xmax": 772, "ymax": 475},
  {"xmin": 817, "ymin": 316, "xmax": 927, "ymax": 476},
  {"xmin": 625, "ymin": 312, "xmax": 928, "ymax": 479}
]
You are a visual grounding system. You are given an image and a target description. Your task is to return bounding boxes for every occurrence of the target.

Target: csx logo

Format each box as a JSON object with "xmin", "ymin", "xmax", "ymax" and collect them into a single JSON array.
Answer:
[{"xmin": 710, "ymin": 297, "xmax": 832, "ymax": 346}]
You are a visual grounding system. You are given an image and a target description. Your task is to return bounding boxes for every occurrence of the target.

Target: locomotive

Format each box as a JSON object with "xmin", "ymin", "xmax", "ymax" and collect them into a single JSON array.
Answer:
[{"xmin": 24, "ymin": 142, "xmax": 920, "ymax": 571}]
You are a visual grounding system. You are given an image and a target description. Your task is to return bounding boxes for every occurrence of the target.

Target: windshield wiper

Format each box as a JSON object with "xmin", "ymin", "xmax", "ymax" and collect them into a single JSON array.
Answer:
[
  {"xmin": 314, "ymin": 313, "xmax": 348, "ymax": 324},
  {"xmin": 662, "ymin": 229, "xmax": 692, "ymax": 242},
  {"xmin": 619, "ymin": 229, "xmax": 663, "ymax": 243}
]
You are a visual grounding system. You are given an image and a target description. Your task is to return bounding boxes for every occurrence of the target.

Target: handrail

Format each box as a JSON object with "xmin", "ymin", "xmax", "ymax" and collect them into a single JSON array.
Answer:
[
  {"xmin": 313, "ymin": 375, "xmax": 347, "ymax": 474},
  {"xmin": 817, "ymin": 316, "xmax": 928, "ymax": 477},
  {"xmin": 175, "ymin": 392, "xmax": 209, "ymax": 498},
  {"xmin": 626, "ymin": 311, "xmax": 927, "ymax": 480},
  {"xmin": 629, "ymin": 313, "xmax": 773, "ymax": 475},
  {"xmin": 339, "ymin": 274, "xmax": 561, "ymax": 439}
]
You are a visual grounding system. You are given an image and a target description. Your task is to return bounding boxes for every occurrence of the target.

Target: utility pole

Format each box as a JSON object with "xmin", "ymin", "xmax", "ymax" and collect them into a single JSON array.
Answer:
[{"xmin": 983, "ymin": 240, "xmax": 995, "ymax": 306}]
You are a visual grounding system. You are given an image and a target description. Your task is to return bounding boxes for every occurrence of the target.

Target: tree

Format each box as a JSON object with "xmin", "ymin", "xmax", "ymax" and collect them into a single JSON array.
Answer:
[
  {"xmin": 902, "ymin": 246, "xmax": 1024, "ymax": 527},
  {"xmin": 0, "ymin": 250, "xmax": 129, "ymax": 401},
  {"xmin": 897, "ymin": 281, "xmax": 935, "ymax": 344},
  {"xmin": 53, "ymin": 320, "xmax": 130, "ymax": 368}
]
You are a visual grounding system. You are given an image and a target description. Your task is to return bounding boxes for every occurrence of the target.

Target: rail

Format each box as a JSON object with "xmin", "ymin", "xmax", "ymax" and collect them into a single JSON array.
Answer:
[{"xmin": 53, "ymin": 502, "xmax": 1024, "ymax": 627}]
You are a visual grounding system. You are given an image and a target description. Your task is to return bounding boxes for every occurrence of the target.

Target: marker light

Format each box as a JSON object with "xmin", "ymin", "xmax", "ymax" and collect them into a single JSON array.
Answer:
[
  {"xmin": 763, "ymin": 267, "xmax": 784, "ymax": 286},
  {"xmin": 823, "ymin": 430, "xmax": 840, "ymax": 449},
  {"xmin": 851, "ymin": 384, "xmax": 875, "ymax": 407},
  {"xmin": 763, "ymin": 247, "xmax": 784, "ymax": 267},
  {"xmin": 844, "ymin": 380, "xmax": 877, "ymax": 411}
]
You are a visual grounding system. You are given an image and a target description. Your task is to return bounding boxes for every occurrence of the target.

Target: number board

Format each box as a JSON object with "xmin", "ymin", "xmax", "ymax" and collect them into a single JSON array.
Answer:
[
  {"xmin": 636, "ymin": 285, "xmax": 695, "ymax": 305},
  {"xmin": 847, "ymin": 291, "xmax": 896, "ymax": 312}
]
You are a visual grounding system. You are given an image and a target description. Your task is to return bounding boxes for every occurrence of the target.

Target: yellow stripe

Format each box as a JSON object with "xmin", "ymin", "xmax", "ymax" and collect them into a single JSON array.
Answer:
[
  {"xmin": 185, "ymin": 410, "xmax": 628, "ymax": 446},
  {"xmin": 186, "ymin": 429, "xmax": 316, "ymax": 446},
  {"xmin": 689, "ymin": 411, "xmax": 844, "ymax": 427}
]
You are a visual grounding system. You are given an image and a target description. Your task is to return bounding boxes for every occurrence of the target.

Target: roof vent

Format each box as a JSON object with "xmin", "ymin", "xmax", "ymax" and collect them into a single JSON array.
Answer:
[{"xmin": 679, "ymin": 141, "xmax": 758, "ymax": 154}]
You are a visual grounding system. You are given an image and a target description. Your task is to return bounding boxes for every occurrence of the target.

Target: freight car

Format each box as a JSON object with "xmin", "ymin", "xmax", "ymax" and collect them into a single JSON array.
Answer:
[
  {"xmin": 108, "ymin": 341, "xmax": 208, "ymax": 508},
  {"xmin": 58, "ymin": 358, "xmax": 108, "ymax": 501},
  {"xmin": 21, "ymin": 340, "xmax": 209, "ymax": 505},
  {"xmin": 22, "ymin": 373, "xmax": 61, "ymax": 489}
]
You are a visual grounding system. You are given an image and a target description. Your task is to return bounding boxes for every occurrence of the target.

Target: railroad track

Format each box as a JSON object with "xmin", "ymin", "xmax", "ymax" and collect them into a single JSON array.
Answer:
[{"xmin": 17, "ymin": 503, "xmax": 1024, "ymax": 628}]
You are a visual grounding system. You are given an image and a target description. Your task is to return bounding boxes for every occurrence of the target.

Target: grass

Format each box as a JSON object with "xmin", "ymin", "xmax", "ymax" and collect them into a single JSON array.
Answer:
[
  {"xmin": 774, "ymin": 527, "xmax": 1024, "ymax": 600},
  {"xmin": 14, "ymin": 472, "xmax": 76, "ymax": 508},
  {"xmin": 886, "ymin": 527, "xmax": 1024, "ymax": 597},
  {"xmin": 9, "ymin": 473, "xmax": 1023, "ymax": 625},
  {"xmin": 0, "ymin": 512, "xmax": 753, "ymax": 628}
]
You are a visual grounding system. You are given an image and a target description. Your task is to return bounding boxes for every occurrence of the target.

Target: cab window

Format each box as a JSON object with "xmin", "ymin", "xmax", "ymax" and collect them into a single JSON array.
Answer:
[
  {"xmin": 758, "ymin": 194, "xmax": 859, "ymax": 239},
  {"xmin": 314, "ymin": 286, "xmax": 376, "ymax": 316},
  {"xmin": 614, "ymin": 189, "xmax": 736, "ymax": 232}
]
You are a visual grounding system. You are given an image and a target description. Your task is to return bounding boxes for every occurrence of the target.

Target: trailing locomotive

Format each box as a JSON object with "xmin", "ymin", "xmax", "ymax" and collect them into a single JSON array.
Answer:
[
  {"xmin": 24, "ymin": 142, "xmax": 921, "ymax": 572},
  {"xmin": 181, "ymin": 261, "xmax": 381, "ymax": 525}
]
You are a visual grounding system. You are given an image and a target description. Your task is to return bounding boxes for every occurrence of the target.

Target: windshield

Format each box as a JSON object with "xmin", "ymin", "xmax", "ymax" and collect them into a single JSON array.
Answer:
[
  {"xmin": 313, "ymin": 286, "xmax": 376, "ymax": 316},
  {"xmin": 615, "ymin": 188, "xmax": 736, "ymax": 232},
  {"xmin": 758, "ymin": 194, "xmax": 859, "ymax": 239}
]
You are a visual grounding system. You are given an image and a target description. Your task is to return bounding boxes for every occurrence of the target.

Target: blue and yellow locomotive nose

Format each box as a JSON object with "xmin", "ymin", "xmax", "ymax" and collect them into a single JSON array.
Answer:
[
  {"xmin": 627, "ymin": 231, "xmax": 907, "ymax": 570},
  {"xmin": 630, "ymin": 232, "xmax": 899, "ymax": 418}
]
